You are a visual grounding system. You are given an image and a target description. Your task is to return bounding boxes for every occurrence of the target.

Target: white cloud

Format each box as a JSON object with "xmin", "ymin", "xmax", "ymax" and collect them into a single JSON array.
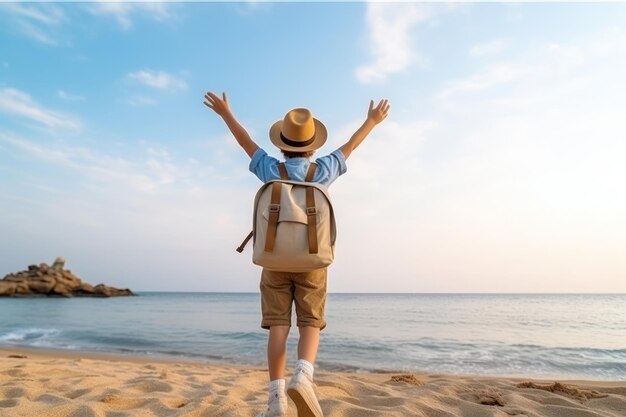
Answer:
[
  {"xmin": 13, "ymin": 20, "xmax": 57, "ymax": 45},
  {"xmin": 233, "ymin": 1, "xmax": 272, "ymax": 16},
  {"xmin": 331, "ymin": 118, "xmax": 436, "ymax": 187},
  {"xmin": 325, "ymin": 28, "xmax": 626, "ymax": 292},
  {"xmin": 0, "ymin": 133, "xmax": 178, "ymax": 194},
  {"xmin": 356, "ymin": 3, "xmax": 431, "ymax": 83},
  {"xmin": 89, "ymin": 3, "xmax": 133, "ymax": 30},
  {"xmin": 469, "ymin": 39, "xmax": 508, "ymax": 57},
  {"xmin": 437, "ymin": 63, "xmax": 530, "ymax": 99},
  {"xmin": 0, "ymin": 132, "xmax": 257, "ymax": 291},
  {"xmin": 326, "ymin": 117, "xmax": 441, "ymax": 291},
  {"xmin": 586, "ymin": 27, "xmax": 626, "ymax": 56},
  {"xmin": 57, "ymin": 90, "xmax": 85, "ymax": 101},
  {"xmin": 87, "ymin": 2, "xmax": 176, "ymax": 30},
  {"xmin": 0, "ymin": 3, "xmax": 65, "ymax": 26},
  {"xmin": 127, "ymin": 70, "xmax": 188, "ymax": 91},
  {"xmin": 0, "ymin": 88, "xmax": 81, "ymax": 130},
  {"xmin": 435, "ymin": 29, "xmax": 618, "ymax": 102},
  {"xmin": 0, "ymin": 3, "xmax": 66, "ymax": 45},
  {"xmin": 0, "ymin": 132, "xmax": 249, "ymax": 198},
  {"xmin": 411, "ymin": 29, "xmax": 626, "ymax": 292},
  {"xmin": 126, "ymin": 95, "xmax": 158, "ymax": 107},
  {"xmin": 0, "ymin": 132, "xmax": 74, "ymax": 165}
]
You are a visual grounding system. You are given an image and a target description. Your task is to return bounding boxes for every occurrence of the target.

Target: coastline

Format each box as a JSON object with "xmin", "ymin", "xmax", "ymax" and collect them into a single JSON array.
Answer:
[
  {"xmin": 1, "ymin": 346, "xmax": 624, "ymax": 417},
  {"xmin": 3, "ymin": 293, "xmax": 624, "ymax": 381}
]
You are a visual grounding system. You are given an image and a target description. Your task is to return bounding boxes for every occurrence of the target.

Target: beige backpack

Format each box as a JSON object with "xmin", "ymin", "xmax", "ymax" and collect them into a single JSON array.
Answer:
[{"xmin": 237, "ymin": 163, "xmax": 336, "ymax": 272}]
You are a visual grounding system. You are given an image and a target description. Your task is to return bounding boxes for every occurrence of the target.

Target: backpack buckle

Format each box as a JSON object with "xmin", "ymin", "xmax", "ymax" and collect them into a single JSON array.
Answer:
[
  {"xmin": 306, "ymin": 207, "xmax": 317, "ymax": 215},
  {"xmin": 269, "ymin": 204, "xmax": 280, "ymax": 213}
]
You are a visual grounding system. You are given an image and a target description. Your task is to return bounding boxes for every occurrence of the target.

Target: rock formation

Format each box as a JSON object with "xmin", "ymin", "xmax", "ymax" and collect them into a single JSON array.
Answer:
[{"xmin": 0, "ymin": 257, "xmax": 135, "ymax": 297}]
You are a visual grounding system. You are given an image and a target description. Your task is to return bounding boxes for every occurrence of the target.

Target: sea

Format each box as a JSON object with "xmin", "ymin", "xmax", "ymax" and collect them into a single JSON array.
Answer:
[{"xmin": 1, "ymin": 293, "xmax": 625, "ymax": 381}]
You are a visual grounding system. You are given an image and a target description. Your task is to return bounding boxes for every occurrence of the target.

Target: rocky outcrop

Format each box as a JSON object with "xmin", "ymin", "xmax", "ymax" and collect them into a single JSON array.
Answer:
[{"xmin": 0, "ymin": 257, "xmax": 135, "ymax": 298}]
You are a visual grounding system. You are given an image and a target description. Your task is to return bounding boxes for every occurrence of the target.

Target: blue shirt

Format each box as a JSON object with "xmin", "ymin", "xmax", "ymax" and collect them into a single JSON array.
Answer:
[{"xmin": 249, "ymin": 148, "xmax": 347, "ymax": 186}]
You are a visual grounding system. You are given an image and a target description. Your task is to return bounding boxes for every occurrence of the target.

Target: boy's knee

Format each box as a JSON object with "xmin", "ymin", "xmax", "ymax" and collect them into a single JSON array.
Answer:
[
  {"xmin": 261, "ymin": 320, "xmax": 291, "ymax": 330},
  {"xmin": 297, "ymin": 318, "xmax": 327, "ymax": 331}
]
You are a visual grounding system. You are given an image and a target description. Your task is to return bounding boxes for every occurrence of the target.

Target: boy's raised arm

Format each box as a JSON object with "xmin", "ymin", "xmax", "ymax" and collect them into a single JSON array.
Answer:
[
  {"xmin": 338, "ymin": 99, "xmax": 390, "ymax": 160},
  {"xmin": 204, "ymin": 91, "xmax": 259, "ymax": 158}
]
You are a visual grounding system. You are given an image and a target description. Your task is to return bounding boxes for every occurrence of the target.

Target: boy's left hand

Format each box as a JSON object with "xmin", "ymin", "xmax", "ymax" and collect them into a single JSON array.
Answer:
[
  {"xmin": 203, "ymin": 91, "xmax": 231, "ymax": 117},
  {"xmin": 367, "ymin": 99, "xmax": 390, "ymax": 125}
]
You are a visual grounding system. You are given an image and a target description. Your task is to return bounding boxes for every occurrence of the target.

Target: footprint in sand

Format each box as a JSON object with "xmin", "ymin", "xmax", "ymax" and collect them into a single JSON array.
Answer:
[
  {"xmin": 1, "ymin": 368, "xmax": 27, "ymax": 378},
  {"xmin": 470, "ymin": 388, "xmax": 505, "ymax": 406},
  {"xmin": 104, "ymin": 412, "xmax": 130, "ymax": 417},
  {"xmin": 0, "ymin": 386, "xmax": 26, "ymax": 399},
  {"xmin": 130, "ymin": 378, "xmax": 173, "ymax": 393},
  {"xmin": 68, "ymin": 404, "xmax": 97, "ymax": 417},
  {"xmin": 100, "ymin": 394, "xmax": 150, "ymax": 410},
  {"xmin": 35, "ymin": 393, "xmax": 70, "ymax": 405},
  {"xmin": 0, "ymin": 399, "xmax": 18, "ymax": 408},
  {"xmin": 163, "ymin": 397, "xmax": 188, "ymax": 409},
  {"xmin": 65, "ymin": 388, "xmax": 92, "ymax": 399}
]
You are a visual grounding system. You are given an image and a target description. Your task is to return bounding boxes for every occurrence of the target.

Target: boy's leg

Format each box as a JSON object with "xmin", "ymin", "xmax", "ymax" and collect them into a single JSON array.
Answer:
[
  {"xmin": 287, "ymin": 269, "xmax": 327, "ymax": 417},
  {"xmin": 260, "ymin": 326, "xmax": 290, "ymax": 417},
  {"xmin": 260, "ymin": 268, "xmax": 294, "ymax": 379},
  {"xmin": 259, "ymin": 270, "xmax": 293, "ymax": 416},
  {"xmin": 297, "ymin": 326, "xmax": 320, "ymax": 364},
  {"xmin": 293, "ymin": 268, "xmax": 327, "ymax": 364},
  {"xmin": 268, "ymin": 325, "xmax": 290, "ymax": 380}
]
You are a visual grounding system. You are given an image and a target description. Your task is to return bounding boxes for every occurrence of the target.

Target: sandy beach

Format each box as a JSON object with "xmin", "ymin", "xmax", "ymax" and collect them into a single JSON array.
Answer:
[{"xmin": 0, "ymin": 347, "xmax": 624, "ymax": 417}]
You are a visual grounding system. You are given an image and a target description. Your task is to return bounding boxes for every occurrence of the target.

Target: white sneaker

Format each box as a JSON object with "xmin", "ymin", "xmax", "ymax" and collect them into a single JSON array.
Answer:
[
  {"xmin": 287, "ymin": 369, "xmax": 323, "ymax": 417},
  {"xmin": 256, "ymin": 411, "xmax": 286, "ymax": 417},
  {"xmin": 256, "ymin": 390, "xmax": 288, "ymax": 417}
]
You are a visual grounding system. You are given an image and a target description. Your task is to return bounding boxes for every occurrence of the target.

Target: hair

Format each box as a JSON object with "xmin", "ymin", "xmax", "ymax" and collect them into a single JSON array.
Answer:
[{"xmin": 280, "ymin": 150, "xmax": 315, "ymax": 159}]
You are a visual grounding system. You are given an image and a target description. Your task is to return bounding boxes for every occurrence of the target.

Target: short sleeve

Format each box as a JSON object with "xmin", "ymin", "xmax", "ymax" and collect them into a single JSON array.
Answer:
[
  {"xmin": 249, "ymin": 148, "xmax": 280, "ymax": 183},
  {"xmin": 314, "ymin": 149, "xmax": 347, "ymax": 186}
]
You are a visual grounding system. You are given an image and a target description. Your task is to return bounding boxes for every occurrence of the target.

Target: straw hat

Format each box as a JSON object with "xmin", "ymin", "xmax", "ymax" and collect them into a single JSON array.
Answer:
[{"xmin": 269, "ymin": 108, "xmax": 327, "ymax": 152}]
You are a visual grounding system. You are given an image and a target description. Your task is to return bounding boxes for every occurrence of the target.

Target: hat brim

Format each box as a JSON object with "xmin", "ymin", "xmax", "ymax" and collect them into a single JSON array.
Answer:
[{"xmin": 269, "ymin": 118, "xmax": 327, "ymax": 152}]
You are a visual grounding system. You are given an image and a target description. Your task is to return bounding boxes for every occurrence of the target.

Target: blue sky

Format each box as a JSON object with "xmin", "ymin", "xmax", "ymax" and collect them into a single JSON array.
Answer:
[{"xmin": 1, "ymin": 2, "xmax": 626, "ymax": 292}]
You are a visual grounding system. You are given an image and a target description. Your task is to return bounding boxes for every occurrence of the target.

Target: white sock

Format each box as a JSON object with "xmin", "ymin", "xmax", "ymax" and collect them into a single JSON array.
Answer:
[
  {"xmin": 268, "ymin": 379, "xmax": 286, "ymax": 411},
  {"xmin": 295, "ymin": 359, "xmax": 314, "ymax": 380}
]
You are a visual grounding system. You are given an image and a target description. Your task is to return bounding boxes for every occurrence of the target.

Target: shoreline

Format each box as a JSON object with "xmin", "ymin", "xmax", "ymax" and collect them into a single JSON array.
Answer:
[
  {"xmin": 3, "ymin": 293, "xmax": 624, "ymax": 383},
  {"xmin": 1, "ymin": 346, "xmax": 624, "ymax": 417},
  {"xmin": 0, "ymin": 344, "xmax": 623, "ymax": 384}
]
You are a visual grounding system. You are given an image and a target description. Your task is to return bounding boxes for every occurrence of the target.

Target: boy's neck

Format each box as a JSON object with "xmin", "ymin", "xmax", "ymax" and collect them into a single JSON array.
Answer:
[{"xmin": 281, "ymin": 150, "xmax": 315, "ymax": 159}]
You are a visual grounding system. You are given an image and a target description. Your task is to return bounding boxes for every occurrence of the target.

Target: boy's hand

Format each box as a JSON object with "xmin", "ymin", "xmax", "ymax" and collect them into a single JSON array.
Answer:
[
  {"xmin": 203, "ymin": 91, "xmax": 259, "ymax": 158},
  {"xmin": 203, "ymin": 91, "xmax": 231, "ymax": 117},
  {"xmin": 337, "ymin": 98, "xmax": 390, "ymax": 160},
  {"xmin": 367, "ymin": 99, "xmax": 390, "ymax": 125}
]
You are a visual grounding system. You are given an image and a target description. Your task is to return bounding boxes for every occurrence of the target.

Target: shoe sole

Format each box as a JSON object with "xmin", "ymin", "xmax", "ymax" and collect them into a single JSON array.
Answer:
[{"xmin": 287, "ymin": 386, "xmax": 323, "ymax": 417}]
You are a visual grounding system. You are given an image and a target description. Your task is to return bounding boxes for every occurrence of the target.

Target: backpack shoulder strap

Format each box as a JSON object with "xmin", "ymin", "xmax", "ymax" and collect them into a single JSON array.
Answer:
[
  {"xmin": 264, "ymin": 182, "xmax": 282, "ymax": 252},
  {"xmin": 305, "ymin": 162, "xmax": 319, "ymax": 254},
  {"xmin": 278, "ymin": 163, "xmax": 289, "ymax": 180},
  {"xmin": 305, "ymin": 162, "xmax": 317, "ymax": 182}
]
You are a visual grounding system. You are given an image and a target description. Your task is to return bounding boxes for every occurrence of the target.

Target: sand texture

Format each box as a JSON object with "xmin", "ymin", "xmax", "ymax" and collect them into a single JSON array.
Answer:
[{"xmin": 1, "ymin": 347, "xmax": 624, "ymax": 417}]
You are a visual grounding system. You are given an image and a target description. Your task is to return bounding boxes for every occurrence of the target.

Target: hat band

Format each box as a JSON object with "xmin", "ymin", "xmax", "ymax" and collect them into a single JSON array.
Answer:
[{"xmin": 280, "ymin": 132, "xmax": 315, "ymax": 148}]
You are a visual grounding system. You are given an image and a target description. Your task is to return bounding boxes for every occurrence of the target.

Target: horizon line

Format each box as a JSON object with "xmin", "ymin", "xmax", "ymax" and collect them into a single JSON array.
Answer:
[{"xmin": 130, "ymin": 291, "xmax": 626, "ymax": 295}]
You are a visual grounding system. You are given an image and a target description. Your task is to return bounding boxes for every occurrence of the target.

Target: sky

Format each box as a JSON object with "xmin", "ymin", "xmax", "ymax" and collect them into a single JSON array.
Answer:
[{"xmin": 1, "ymin": 2, "xmax": 625, "ymax": 293}]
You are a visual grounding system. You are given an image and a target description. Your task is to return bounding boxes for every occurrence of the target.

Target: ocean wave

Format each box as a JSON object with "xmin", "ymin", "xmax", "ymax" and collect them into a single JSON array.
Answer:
[
  {"xmin": 0, "ymin": 327, "xmax": 60, "ymax": 343},
  {"xmin": 1, "ymin": 293, "xmax": 625, "ymax": 380},
  {"xmin": 85, "ymin": 334, "xmax": 160, "ymax": 348}
]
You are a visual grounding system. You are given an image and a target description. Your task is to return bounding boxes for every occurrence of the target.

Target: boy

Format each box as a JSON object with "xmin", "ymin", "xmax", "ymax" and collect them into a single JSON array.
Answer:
[{"xmin": 203, "ymin": 92, "xmax": 390, "ymax": 417}]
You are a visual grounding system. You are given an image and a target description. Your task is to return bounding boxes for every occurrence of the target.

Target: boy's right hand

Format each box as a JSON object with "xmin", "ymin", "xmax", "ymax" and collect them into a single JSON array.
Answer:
[{"xmin": 203, "ymin": 91, "xmax": 231, "ymax": 117}]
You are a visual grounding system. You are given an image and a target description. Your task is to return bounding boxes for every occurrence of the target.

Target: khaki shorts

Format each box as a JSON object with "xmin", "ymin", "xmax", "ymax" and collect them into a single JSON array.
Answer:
[{"xmin": 260, "ymin": 268, "xmax": 327, "ymax": 330}]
